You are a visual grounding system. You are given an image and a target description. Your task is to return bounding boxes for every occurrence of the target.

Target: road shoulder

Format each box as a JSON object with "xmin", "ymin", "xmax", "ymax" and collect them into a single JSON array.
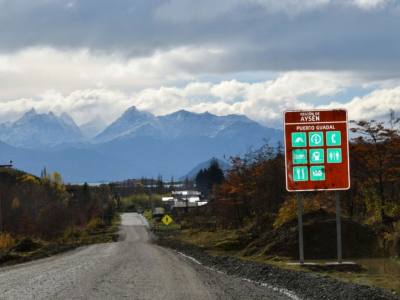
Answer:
[{"xmin": 156, "ymin": 233, "xmax": 399, "ymax": 300}]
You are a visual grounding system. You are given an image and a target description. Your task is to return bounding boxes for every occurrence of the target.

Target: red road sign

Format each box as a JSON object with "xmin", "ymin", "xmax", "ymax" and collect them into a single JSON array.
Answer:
[{"xmin": 284, "ymin": 109, "xmax": 350, "ymax": 192}]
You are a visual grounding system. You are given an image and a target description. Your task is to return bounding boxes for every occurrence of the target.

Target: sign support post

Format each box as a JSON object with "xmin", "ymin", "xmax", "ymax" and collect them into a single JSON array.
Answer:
[
  {"xmin": 296, "ymin": 193, "xmax": 304, "ymax": 264},
  {"xmin": 335, "ymin": 191, "xmax": 342, "ymax": 264}
]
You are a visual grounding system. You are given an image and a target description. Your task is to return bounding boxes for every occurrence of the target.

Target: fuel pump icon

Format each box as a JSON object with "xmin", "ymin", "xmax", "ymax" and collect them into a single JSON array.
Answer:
[
  {"xmin": 310, "ymin": 149, "xmax": 324, "ymax": 163},
  {"xmin": 312, "ymin": 151, "xmax": 320, "ymax": 161}
]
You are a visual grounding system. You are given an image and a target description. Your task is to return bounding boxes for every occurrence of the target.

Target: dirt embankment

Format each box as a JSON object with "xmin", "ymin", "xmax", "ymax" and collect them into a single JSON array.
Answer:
[
  {"xmin": 242, "ymin": 210, "xmax": 382, "ymax": 259},
  {"xmin": 177, "ymin": 210, "xmax": 383, "ymax": 260}
]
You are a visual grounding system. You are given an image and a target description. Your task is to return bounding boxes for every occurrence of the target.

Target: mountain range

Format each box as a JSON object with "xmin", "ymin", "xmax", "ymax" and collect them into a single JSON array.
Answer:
[
  {"xmin": 0, "ymin": 107, "xmax": 283, "ymax": 182},
  {"xmin": 0, "ymin": 109, "xmax": 83, "ymax": 148}
]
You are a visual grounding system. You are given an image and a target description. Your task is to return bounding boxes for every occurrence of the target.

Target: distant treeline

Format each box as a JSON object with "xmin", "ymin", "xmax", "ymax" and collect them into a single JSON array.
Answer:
[
  {"xmin": 111, "ymin": 176, "xmax": 196, "ymax": 197},
  {"xmin": 0, "ymin": 168, "xmax": 117, "ymax": 240}
]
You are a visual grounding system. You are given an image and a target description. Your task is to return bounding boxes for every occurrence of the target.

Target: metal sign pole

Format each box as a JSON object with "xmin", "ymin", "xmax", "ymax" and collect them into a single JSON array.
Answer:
[
  {"xmin": 0, "ymin": 194, "xmax": 2, "ymax": 233},
  {"xmin": 296, "ymin": 193, "xmax": 304, "ymax": 264},
  {"xmin": 335, "ymin": 191, "xmax": 343, "ymax": 264}
]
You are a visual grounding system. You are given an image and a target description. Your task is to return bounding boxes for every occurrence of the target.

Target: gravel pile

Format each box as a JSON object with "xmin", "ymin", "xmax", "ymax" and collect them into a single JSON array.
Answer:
[{"xmin": 157, "ymin": 237, "xmax": 399, "ymax": 300}]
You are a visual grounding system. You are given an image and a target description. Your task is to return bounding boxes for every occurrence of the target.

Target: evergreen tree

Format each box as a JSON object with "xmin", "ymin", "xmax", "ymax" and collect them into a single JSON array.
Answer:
[
  {"xmin": 40, "ymin": 167, "xmax": 48, "ymax": 180},
  {"xmin": 156, "ymin": 175, "xmax": 164, "ymax": 193},
  {"xmin": 170, "ymin": 176, "xmax": 175, "ymax": 192},
  {"xmin": 195, "ymin": 159, "xmax": 225, "ymax": 197}
]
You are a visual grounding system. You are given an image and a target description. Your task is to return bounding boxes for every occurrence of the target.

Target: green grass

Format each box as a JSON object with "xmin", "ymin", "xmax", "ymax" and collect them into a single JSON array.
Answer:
[
  {"xmin": 172, "ymin": 228, "xmax": 242, "ymax": 252},
  {"xmin": 152, "ymin": 223, "xmax": 181, "ymax": 231}
]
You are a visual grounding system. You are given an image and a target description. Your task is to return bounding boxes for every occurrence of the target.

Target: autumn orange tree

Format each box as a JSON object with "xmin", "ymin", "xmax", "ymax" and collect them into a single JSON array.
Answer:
[
  {"xmin": 0, "ymin": 168, "xmax": 117, "ymax": 239},
  {"xmin": 350, "ymin": 116, "xmax": 400, "ymax": 223},
  {"xmin": 213, "ymin": 144, "xmax": 287, "ymax": 228},
  {"xmin": 211, "ymin": 114, "xmax": 400, "ymax": 230}
]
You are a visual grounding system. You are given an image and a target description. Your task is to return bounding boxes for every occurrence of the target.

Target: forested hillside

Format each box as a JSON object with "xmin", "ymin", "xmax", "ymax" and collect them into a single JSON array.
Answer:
[{"xmin": 0, "ymin": 168, "xmax": 118, "ymax": 263}]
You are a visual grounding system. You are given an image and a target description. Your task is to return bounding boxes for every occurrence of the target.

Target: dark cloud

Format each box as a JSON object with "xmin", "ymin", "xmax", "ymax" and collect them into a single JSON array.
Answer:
[{"xmin": 0, "ymin": 0, "xmax": 399, "ymax": 75}]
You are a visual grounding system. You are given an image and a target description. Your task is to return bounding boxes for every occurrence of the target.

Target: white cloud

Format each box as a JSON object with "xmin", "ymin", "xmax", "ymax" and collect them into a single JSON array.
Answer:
[
  {"xmin": 0, "ymin": 71, "xmax": 398, "ymax": 127},
  {"xmin": 131, "ymin": 72, "xmax": 398, "ymax": 126},
  {"xmin": 155, "ymin": 0, "xmax": 332, "ymax": 23},
  {"xmin": 328, "ymin": 87, "xmax": 400, "ymax": 120},
  {"xmin": 0, "ymin": 46, "xmax": 225, "ymax": 100},
  {"xmin": 155, "ymin": 0, "xmax": 391, "ymax": 23},
  {"xmin": 132, "ymin": 71, "xmax": 345, "ymax": 121},
  {"xmin": 155, "ymin": 0, "xmax": 241, "ymax": 22},
  {"xmin": 350, "ymin": 0, "xmax": 391, "ymax": 10},
  {"xmin": 0, "ymin": 89, "xmax": 131, "ymax": 125},
  {"xmin": 250, "ymin": 0, "xmax": 331, "ymax": 14},
  {"xmin": 210, "ymin": 80, "xmax": 249, "ymax": 103}
]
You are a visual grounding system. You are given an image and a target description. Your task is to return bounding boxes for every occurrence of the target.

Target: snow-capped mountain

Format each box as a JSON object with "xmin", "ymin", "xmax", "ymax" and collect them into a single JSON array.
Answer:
[
  {"xmin": 0, "ymin": 109, "xmax": 83, "ymax": 148},
  {"xmin": 80, "ymin": 116, "xmax": 108, "ymax": 139},
  {"xmin": 94, "ymin": 106, "xmax": 159, "ymax": 143},
  {"xmin": 60, "ymin": 112, "xmax": 82, "ymax": 136},
  {"xmin": 0, "ymin": 106, "xmax": 283, "ymax": 182},
  {"xmin": 157, "ymin": 110, "xmax": 254, "ymax": 138},
  {"xmin": 93, "ymin": 106, "xmax": 277, "ymax": 143}
]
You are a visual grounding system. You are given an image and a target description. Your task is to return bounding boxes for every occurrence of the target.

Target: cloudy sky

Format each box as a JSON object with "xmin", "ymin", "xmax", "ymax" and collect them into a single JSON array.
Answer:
[{"xmin": 0, "ymin": 0, "xmax": 399, "ymax": 127}]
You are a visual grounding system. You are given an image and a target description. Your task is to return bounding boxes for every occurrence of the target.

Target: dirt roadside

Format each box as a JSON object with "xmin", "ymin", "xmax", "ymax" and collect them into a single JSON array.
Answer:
[{"xmin": 156, "ymin": 233, "xmax": 400, "ymax": 300}]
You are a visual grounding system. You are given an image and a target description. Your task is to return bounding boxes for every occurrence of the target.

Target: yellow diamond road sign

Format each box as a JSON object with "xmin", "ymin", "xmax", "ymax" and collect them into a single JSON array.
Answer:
[{"xmin": 161, "ymin": 214, "xmax": 173, "ymax": 226}]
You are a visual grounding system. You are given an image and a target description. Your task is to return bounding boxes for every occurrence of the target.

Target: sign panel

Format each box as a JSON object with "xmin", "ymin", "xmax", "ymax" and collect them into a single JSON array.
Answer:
[{"xmin": 284, "ymin": 109, "xmax": 350, "ymax": 192}]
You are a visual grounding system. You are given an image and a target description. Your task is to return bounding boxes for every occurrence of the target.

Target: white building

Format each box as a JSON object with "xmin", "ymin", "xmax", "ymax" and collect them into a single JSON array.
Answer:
[{"xmin": 162, "ymin": 190, "xmax": 207, "ymax": 208}]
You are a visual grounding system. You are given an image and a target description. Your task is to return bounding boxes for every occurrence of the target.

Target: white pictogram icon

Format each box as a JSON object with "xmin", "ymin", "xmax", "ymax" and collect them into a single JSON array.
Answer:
[
  {"xmin": 313, "ymin": 169, "xmax": 322, "ymax": 176},
  {"xmin": 329, "ymin": 151, "xmax": 340, "ymax": 161},
  {"xmin": 312, "ymin": 151, "xmax": 320, "ymax": 161},
  {"xmin": 296, "ymin": 168, "xmax": 305, "ymax": 179},
  {"xmin": 311, "ymin": 134, "xmax": 321, "ymax": 145},
  {"xmin": 331, "ymin": 133, "xmax": 337, "ymax": 144}
]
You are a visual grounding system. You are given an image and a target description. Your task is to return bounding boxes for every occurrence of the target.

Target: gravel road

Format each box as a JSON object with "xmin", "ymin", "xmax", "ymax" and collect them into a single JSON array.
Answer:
[{"xmin": 0, "ymin": 213, "xmax": 290, "ymax": 300}]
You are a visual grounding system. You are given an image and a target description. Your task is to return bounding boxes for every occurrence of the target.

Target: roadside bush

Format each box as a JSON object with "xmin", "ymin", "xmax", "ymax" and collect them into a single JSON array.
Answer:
[
  {"xmin": 273, "ymin": 193, "xmax": 336, "ymax": 229},
  {"xmin": 0, "ymin": 233, "xmax": 16, "ymax": 251},
  {"xmin": 86, "ymin": 217, "xmax": 103, "ymax": 232},
  {"xmin": 143, "ymin": 209, "xmax": 152, "ymax": 220},
  {"xmin": 120, "ymin": 193, "xmax": 164, "ymax": 212},
  {"xmin": 12, "ymin": 237, "xmax": 41, "ymax": 252},
  {"xmin": 61, "ymin": 227, "xmax": 82, "ymax": 244}
]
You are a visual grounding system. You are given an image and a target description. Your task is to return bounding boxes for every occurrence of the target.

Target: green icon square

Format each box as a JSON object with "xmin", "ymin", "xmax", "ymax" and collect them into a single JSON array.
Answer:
[
  {"xmin": 292, "ymin": 132, "xmax": 307, "ymax": 147},
  {"xmin": 327, "ymin": 148, "xmax": 342, "ymax": 163},
  {"xmin": 310, "ymin": 149, "xmax": 324, "ymax": 164},
  {"xmin": 310, "ymin": 166, "xmax": 325, "ymax": 181},
  {"xmin": 309, "ymin": 131, "xmax": 324, "ymax": 147},
  {"xmin": 326, "ymin": 131, "xmax": 341, "ymax": 146},
  {"xmin": 292, "ymin": 149, "xmax": 307, "ymax": 165},
  {"xmin": 293, "ymin": 166, "xmax": 308, "ymax": 182}
]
